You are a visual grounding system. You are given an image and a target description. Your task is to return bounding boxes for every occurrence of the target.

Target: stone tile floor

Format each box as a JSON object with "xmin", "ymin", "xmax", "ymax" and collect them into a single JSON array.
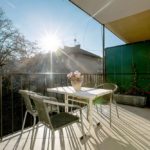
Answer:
[{"xmin": 0, "ymin": 104, "xmax": 150, "ymax": 150}]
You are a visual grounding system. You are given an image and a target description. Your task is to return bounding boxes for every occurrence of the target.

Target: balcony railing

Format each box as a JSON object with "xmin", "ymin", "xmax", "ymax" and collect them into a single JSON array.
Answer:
[{"xmin": 0, "ymin": 73, "xmax": 103, "ymax": 139}]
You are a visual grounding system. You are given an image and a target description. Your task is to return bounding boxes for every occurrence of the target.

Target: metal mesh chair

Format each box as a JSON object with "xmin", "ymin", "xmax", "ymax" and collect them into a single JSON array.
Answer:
[
  {"xmin": 94, "ymin": 83, "xmax": 119, "ymax": 126},
  {"xmin": 15, "ymin": 90, "xmax": 58, "ymax": 150},
  {"xmin": 14, "ymin": 90, "xmax": 38, "ymax": 149},
  {"xmin": 30, "ymin": 94, "xmax": 87, "ymax": 150}
]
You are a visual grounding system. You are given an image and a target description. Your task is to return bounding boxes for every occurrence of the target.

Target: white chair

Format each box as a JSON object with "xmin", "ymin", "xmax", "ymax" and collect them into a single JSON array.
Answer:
[
  {"xmin": 30, "ymin": 94, "xmax": 87, "ymax": 150},
  {"xmin": 94, "ymin": 83, "xmax": 119, "ymax": 126},
  {"xmin": 15, "ymin": 90, "xmax": 58, "ymax": 149}
]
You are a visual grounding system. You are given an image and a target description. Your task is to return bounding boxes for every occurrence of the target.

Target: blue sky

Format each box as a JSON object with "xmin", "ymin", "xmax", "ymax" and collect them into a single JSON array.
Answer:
[{"xmin": 0, "ymin": 0, "xmax": 124, "ymax": 56}]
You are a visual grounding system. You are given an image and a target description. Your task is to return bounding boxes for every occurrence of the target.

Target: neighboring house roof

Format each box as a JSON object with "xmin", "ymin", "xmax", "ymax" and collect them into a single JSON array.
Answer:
[
  {"xmin": 15, "ymin": 45, "xmax": 102, "ymax": 74},
  {"xmin": 63, "ymin": 45, "xmax": 101, "ymax": 58}
]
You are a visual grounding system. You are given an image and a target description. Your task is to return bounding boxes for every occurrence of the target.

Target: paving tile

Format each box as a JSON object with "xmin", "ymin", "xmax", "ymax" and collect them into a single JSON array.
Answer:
[{"xmin": 0, "ymin": 104, "xmax": 150, "ymax": 150}]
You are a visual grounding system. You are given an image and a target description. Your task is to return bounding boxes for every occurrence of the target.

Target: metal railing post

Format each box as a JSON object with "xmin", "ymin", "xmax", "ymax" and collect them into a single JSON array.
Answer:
[
  {"xmin": 102, "ymin": 24, "xmax": 105, "ymax": 83},
  {"xmin": 20, "ymin": 75, "xmax": 24, "ymax": 126},
  {"xmin": 0, "ymin": 75, "xmax": 2, "ymax": 140},
  {"xmin": 44, "ymin": 74, "xmax": 46, "ymax": 95},
  {"xmin": 10, "ymin": 75, "xmax": 14, "ymax": 134}
]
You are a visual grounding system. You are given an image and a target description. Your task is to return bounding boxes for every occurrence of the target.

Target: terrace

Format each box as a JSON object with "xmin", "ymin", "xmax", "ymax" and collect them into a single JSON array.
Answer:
[
  {"xmin": 0, "ymin": 0, "xmax": 150, "ymax": 150},
  {"xmin": 0, "ymin": 100, "xmax": 150, "ymax": 150}
]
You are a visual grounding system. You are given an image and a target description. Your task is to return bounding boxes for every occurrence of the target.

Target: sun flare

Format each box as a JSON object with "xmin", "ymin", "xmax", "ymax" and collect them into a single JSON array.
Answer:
[{"xmin": 39, "ymin": 34, "xmax": 61, "ymax": 52}]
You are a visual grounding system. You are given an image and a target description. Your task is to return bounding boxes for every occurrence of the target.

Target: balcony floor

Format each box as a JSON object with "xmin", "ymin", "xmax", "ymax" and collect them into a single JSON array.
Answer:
[{"xmin": 0, "ymin": 104, "xmax": 150, "ymax": 150}]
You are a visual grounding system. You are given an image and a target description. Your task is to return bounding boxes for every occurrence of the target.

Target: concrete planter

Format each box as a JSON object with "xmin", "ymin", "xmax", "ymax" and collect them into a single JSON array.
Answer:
[{"xmin": 114, "ymin": 94, "xmax": 146, "ymax": 107}]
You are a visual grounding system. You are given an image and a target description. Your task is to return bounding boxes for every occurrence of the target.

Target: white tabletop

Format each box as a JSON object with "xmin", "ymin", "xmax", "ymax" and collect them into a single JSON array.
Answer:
[{"xmin": 47, "ymin": 86, "xmax": 112, "ymax": 100}]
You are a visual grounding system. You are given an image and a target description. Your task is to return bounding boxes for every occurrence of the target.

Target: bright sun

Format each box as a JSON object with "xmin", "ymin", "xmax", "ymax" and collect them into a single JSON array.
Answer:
[{"xmin": 39, "ymin": 35, "xmax": 61, "ymax": 52}]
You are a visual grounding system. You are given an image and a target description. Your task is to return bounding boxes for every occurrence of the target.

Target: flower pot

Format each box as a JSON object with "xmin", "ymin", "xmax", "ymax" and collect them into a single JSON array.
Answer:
[
  {"xmin": 114, "ymin": 94, "xmax": 146, "ymax": 107},
  {"xmin": 71, "ymin": 81, "xmax": 82, "ymax": 91}
]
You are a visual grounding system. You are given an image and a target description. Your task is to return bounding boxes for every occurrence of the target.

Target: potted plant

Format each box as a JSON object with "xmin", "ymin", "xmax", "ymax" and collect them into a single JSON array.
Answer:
[
  {"xmin": 114, "ymin": 64, "xmax": 146, "ymax": 107},
  {"xmin": 67, "ymin": 70, "xmax": 83, "ymax": 91}
]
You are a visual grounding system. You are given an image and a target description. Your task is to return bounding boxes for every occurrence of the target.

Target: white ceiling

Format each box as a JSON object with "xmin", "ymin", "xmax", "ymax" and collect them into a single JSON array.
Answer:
[
  {"xmin": 70, "ymin": 0, "xmax": 150, "ymax": 43},
  {"xmin": 71, "ymin": 0, "xmax": 150, "ymax": 24}
]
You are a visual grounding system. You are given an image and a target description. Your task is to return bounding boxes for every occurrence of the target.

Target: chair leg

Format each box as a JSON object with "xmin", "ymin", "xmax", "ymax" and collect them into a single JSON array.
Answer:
[
  {"xmin": 114, "ymin": 100, "xmax": 119, "ymax": 118},
  {"xmin": 100, "ymin": 105, "xmax": 102, "ymax": 113},
  {"xmin": 96, "ymin": 105, "xmax": 99, "ymax": 113},
  {"xmin": 14, "ymin": 111, "xmax": 28, "ymax": 150},
  {"xmin": 21, "ymin": 111, "xmax": 28, "ymax": 134},
  {"xmin": 109, "ymin": 102, "xmax": 111, "ymax": 127},
  {"xmin": 51, "ymin": 131, "xmax": 55, "ymax": 150},
  {"xmin": 47, "ymin": 129, "xmax": 50, "ymax": 150},
  {"xmin": 31, "ymin": 122, "xmax": 39, "ymax": 150},
  {"xmin": 42, "ymin": 126, "xmax": 47, "ymax": 150},
  {"xmin": 80, "ymin": 109, "xmax": 87, "ymax": 150},
  {"xmin": 80, "ymin": 122, "xmax": 87, "ymax": 150},
  {"xmin": 71, "ymin": 101, "xmax": 74, "ymax": 112},
  {"xmin": 57, "ymin": 105, "xmax": 60, "ymax": 113},
  {"xmin": 30, "ymin": 115, "xmax": 36, "ymax": 149},
  {"xmin": 86, "ymin": 107, "xmax": 89, "ymax": 120}
]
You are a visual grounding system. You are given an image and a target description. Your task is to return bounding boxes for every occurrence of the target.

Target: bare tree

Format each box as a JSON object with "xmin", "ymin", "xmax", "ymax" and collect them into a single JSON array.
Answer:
[{"xmin": 0, "ymin": 8, "xmax": 39, "ymax": 69}]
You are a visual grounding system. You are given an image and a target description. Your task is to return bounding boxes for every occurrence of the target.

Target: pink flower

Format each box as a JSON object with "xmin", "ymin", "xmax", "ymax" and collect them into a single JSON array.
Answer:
[
  {"xmin": 67, "ymin": 72, "xmax": 73, "ymax": 79},
  {"xmin": 74, "ymin": 70, "xmax": 81, "ymax": 78},
  {"xmin": 67, "ymin": 70, "xmax": 83, "ymax": 82}
]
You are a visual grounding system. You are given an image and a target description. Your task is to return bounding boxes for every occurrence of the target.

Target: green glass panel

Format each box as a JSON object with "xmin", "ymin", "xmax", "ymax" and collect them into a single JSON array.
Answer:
[{"xmin": 105, "ymin": 41, "xmax": 150, "ymax": 93}]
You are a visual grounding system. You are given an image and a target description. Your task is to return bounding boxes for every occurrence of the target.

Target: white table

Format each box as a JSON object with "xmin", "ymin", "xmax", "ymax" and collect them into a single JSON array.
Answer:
[{"xmin": 47, "ymin": 86, "xmax": 112, "ymax": 133}]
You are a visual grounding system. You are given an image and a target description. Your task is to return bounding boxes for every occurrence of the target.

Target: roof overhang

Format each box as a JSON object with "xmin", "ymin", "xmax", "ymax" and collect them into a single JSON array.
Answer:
[{"xmin": 70, "ymin": 0, "xmax": 150, "ymax": 43}]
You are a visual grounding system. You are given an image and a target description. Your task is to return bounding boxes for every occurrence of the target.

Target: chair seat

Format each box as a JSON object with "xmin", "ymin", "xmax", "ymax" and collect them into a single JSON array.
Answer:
[
  {"xmin": 51, "ymin": 112, "xmax": 79, "ymax": 130},
  {"xmin": 93, "ymin": 95, "xmax": 110, "ymax": 104}
]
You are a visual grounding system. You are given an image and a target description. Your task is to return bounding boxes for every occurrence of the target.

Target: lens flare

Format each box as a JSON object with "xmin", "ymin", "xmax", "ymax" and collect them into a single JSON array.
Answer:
[{"xmin": 39, "ymin": 34, "xmax": 61, "ymax": 52}]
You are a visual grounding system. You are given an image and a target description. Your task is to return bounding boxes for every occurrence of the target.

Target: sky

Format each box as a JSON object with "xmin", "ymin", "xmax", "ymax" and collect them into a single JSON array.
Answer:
[{"xmin": 0, "ymin": 0, "xmax": 124, "ymax": 56}]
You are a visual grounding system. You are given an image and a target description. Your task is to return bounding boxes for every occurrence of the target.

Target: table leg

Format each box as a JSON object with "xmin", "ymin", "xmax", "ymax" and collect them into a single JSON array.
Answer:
[{"xmin": 87, "ymin": 99, "xmax": 93, "ymax": 134}]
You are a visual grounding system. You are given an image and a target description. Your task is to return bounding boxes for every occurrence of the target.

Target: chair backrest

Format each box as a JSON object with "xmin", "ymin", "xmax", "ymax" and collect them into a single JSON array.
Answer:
[
  {"xmin": 19, "ymin": 90, "xmax": 36, "ymax": 114},
  {"xmin": 30, "ymin": 95, "xmax": 53, "ymax": 129},
  {"xmin": 97, "ymin": 83, "xmax": 118, "ymax": 93}
]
